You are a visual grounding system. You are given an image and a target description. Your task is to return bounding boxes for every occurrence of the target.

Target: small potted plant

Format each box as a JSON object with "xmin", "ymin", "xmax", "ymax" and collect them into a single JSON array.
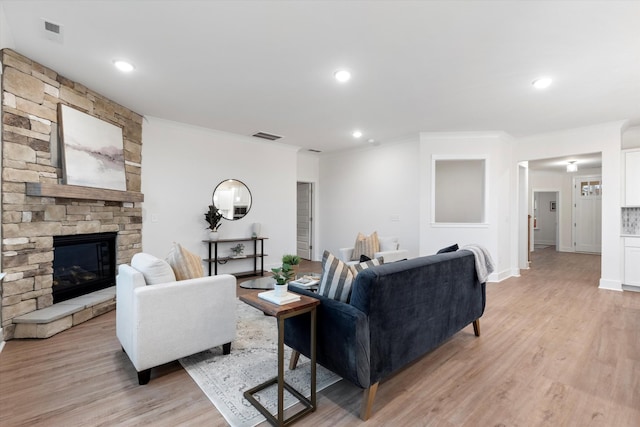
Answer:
[
  {"xmin": 230, "ymin": 243, "xmax": 245, "ymax": 258},
  {"xmin": 204, "ymin": 205, "xmax": 223, "ymax": 240},
  {"xmin": 271, "ymin": 263, "xmax": 293, "ymax": 296},
  {"xmin": 282, "ymin": 254, "xmax": 301, "ymax": 279}
]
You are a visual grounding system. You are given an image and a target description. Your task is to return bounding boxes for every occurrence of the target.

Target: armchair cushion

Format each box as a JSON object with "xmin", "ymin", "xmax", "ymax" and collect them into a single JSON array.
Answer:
[
  {"xmin": 378, "ymin": 236, "xmax": 399, "ymax": 251},
  {"xmin": 166, "ymin": 242, "xmax": 204, "ymax": 280},
  {"xmin": 131, "ymin": 252, "xmax": 176, "ymax": 285}
]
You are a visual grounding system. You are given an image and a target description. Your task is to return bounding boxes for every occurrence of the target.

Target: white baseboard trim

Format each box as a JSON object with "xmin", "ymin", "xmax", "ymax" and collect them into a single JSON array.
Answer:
[
  {"xmin": 622, "ymin": 284, "xmax": 640, "ymax": 292},
  {"xmin": 488, "ymin": 268, "xmax": 514, "ymax": 283},
  {"xmin": 0, "ymin": 327, "xmax": 4, "ymax": 353},
  {"xmin": 599, "ymin": 278, "xmax": 622, "ymax": 291}
]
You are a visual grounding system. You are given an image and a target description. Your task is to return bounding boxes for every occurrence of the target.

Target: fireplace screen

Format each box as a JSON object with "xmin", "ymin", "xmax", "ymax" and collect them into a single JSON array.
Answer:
[{"xmin": 52, "ymin": 232, "xmax": 117, "ymax": 303}]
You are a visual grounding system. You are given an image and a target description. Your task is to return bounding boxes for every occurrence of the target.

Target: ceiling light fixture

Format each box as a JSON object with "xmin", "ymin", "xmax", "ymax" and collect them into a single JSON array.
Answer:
[
  {"xmin": 334, "ymin": 69, "xmax": 351, "ymax": 83},
  {"xmin": 113, "ymin": 60, "xmax": 135, "ymax": 73},
  {"xmin": 532, "ymin": 77, "xmax": 552, "ymax": 89},
  {"xmin": 352, "ymin": 130, "xmax": 363, "ymax": 138},
  {"xmin": 566, "ymin": 161, "xmax": 578, "ymax": 172}
]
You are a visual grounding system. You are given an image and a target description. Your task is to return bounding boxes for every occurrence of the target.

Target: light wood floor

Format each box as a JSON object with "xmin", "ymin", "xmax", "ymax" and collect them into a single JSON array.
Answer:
[{"xmin": 1, "ymin": 250, "xmax": 639, "ymax": 426}]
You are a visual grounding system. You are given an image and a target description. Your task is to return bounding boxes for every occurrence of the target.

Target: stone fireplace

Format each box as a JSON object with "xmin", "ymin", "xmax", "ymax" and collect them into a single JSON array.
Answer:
[{"xmin": 1, "ymin": 49, "xmax": 143, "ymax": 340}]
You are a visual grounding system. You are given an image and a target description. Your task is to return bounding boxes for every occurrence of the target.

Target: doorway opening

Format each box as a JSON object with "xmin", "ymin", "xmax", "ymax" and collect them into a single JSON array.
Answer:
[
  {"xmin": 532, "ymin": 191, "xmax": 559, "ymax": 252},
  {"xmin": 296, "ymin": 182, "xmax": 313, "ymax": 260}
]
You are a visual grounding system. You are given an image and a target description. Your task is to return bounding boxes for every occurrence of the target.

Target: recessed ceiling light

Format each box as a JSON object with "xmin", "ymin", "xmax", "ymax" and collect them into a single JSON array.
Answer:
[
  {"xmin": 352, "ymin": 130, "xmax": 363, "ymax": 138},
  {"xmin": 114, "ymin": 60, "xmax": 135, "ymax": 72},
  {"xmin": 334, "ymin": 69, "xmax": 351, "ymax": 83},
  {"xmin": 367, "ymin": 138, "xmax": 375, "ymax": 143},
  {"xmin": 532, "ymin": 77, "xmax": 552, "ymax": 89}
]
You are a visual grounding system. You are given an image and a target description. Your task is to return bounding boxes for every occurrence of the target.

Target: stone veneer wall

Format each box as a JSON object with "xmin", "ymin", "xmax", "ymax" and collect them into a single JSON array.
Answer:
[{"xmin": 1, "ymin": 49, "xmax": 143, "ymax": 340}]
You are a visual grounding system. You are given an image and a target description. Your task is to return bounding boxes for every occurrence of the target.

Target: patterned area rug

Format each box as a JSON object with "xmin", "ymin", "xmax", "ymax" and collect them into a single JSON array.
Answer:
[{"xmin": 180, "ymin": 299, "xmax": 341, "ymax": 427}]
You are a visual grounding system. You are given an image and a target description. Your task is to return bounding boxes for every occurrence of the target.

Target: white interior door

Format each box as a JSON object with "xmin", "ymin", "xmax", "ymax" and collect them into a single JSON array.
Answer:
[
  {"xmin": 296, "ymin": 182, "xmax": 312, "ymax": 260},
  {"xmin": 573, "ymin": 176, "xmax": 602, "ymax": 253}
]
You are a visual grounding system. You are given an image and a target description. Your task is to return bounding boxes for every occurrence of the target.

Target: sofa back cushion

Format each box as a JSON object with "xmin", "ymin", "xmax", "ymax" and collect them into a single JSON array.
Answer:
[{"xmin": 131, "ymin": 252, "xmax": 176, "ymax": 285}]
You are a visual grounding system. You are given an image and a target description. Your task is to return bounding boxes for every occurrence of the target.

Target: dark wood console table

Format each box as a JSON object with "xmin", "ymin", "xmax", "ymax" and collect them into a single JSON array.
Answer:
[{"xmin": 203, "ymin": 237, "xmax": 267, "ymax": 277}]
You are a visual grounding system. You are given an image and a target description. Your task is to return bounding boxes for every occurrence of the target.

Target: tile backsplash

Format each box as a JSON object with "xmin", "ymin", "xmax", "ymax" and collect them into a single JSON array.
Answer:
[{"xmin": 622, "ymin": 207, "xmax": 640, "ymax": 235}]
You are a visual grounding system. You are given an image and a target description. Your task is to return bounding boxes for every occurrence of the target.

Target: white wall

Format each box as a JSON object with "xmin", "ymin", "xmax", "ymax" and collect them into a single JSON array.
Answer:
[
  {"xmin": 419, "ymin": 132, "xmax": 514, "ymax": 281},
  {"xmin": 622, "ymin": 125, "xmax": 640, "ymax": 149},
  {"xmin": 141, "ymin": 116, "xmax": 298, "ymax": 273},
  {"xmin": 0, "ymin": 3, "xmax": 15, "ymax": 49},
  {"xmin": 318, "ymin": 137, "xmax": 420, "ymax": 259},
  {"xmin": 514, "ymin": 121, "xmax": 624, "ymax": 291}
]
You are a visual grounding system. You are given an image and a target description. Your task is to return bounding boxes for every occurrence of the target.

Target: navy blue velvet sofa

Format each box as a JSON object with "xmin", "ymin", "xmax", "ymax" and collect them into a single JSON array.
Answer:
[{"xmin": 285, "ymin": 250, "xmax": 486, "ymax": 420}]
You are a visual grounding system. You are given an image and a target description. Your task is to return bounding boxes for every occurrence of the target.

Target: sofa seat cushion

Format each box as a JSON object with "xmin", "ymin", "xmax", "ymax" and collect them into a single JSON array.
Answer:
[
  {"xmin": 166, "ymin": 242, "xmax": 204, "ymax": 280},
  {"xmin": 131, "ymin": 252, "xmax": 176, "ymax": 285}
]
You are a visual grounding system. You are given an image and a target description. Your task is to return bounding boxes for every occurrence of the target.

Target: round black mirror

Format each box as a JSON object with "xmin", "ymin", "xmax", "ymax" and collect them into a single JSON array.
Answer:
[{"xmin": 212, "ymin": 179, "xmax": 252, "ymax": 220}]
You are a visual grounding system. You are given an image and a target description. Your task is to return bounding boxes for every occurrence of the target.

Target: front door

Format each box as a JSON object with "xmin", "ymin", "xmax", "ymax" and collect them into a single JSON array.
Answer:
[{"xmin": 573, "ymin": 176, "xmax": 602, "ymax": 253}]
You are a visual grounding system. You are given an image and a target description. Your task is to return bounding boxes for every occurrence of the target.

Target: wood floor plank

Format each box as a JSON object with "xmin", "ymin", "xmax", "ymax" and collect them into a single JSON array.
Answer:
[{"xmin": 1, "ymin": 251, "xmax": 639, "ymax": 426}]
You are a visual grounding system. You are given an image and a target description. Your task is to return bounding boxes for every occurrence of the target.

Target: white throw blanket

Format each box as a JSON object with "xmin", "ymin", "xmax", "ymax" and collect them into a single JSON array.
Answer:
[{"xmin": 461, "ymin": 244, "xmax": 495, "ymax": 283}]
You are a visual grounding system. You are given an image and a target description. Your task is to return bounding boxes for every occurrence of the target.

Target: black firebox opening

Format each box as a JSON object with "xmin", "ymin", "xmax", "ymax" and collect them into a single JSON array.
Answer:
[{"xmin": 52, "ymin": 232, "xmax": 117, "ymax": 303}]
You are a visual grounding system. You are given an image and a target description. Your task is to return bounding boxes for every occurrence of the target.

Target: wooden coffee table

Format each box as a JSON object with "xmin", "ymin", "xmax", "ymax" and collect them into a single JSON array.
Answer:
[{"xmin": 239, "ymin": 291, "xmax": 320, "ymax": 426}]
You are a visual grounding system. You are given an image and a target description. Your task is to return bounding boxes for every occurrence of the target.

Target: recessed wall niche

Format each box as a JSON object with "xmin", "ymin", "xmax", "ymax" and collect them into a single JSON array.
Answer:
[{"xmin": 432, "ymin": 157, "xmax": 487, "ymax": 224}]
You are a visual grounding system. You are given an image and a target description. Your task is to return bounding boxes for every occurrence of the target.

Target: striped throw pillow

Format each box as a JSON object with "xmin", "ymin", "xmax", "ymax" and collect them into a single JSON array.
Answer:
[
  {"xmin": 349, "ymin": 257, "xmax": 383, "ymax": 276},
  {"xmin": 351, "ymin": 231, "xmax": 380, "ymax": 261},
  {"xmin": 166, "ymin": 242, "xmax": 204, "ymax": 281},
  {"xmin": 318, "ymin": 250, "xmax": 354, "ymax": 302}
]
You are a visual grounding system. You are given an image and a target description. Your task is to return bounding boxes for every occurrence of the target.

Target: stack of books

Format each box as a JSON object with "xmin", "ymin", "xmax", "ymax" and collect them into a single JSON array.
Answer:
[
  {"xmin": 258, "ymin": 290, "xmax": 301, "ymax": 305},
  {"xmin": 289, "ymin": 275, "xmax": 320, "ymax": 289}
]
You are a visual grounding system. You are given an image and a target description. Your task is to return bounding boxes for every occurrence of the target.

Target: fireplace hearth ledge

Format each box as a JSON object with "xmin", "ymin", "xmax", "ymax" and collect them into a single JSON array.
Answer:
[{"xmin": 13, "ymin": 287, "xmax": 116, "ymax": 339}]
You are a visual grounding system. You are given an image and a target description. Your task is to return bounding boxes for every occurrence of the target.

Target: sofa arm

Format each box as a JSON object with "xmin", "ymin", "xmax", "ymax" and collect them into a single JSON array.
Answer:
[
  {"xmin": 285, "ymin": 287, "xmax": 371, "ymax": 388},
  {"xmin": 127, "ymin": 274, "xmax": 237, "ymax": 371}
]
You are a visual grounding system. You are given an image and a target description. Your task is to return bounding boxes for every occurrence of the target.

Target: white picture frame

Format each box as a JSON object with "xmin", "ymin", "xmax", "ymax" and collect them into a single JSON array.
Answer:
[{"xmin": 58, "ymin": 104, "xmax": 127, "ymax": 191}]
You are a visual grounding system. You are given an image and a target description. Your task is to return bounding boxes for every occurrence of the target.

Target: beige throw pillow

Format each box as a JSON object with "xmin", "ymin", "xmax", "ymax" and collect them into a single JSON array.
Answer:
[
  {"xmin": 351, "ymin": 231, "xmax": 380, "ymax": 261},
  {"xmin": 166, "ymin": 242, "xmax": 204, "ymax": 281}
]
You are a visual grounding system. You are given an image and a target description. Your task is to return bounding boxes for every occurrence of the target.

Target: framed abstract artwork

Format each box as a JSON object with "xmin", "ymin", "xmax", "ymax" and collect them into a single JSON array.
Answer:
[{"xmin": 58, "ymin": 104, "xmax": 127, "ymax": 191}]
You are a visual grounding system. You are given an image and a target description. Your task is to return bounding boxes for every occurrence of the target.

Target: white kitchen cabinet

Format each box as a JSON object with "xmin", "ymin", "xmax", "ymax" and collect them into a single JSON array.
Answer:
[
  {"xmin": 624, "ymin": 237, "xmax": 640, "ymax": 286},
  {"xmin": 624, "ymin": 150, "xmax": 640, "ymax": 206}
]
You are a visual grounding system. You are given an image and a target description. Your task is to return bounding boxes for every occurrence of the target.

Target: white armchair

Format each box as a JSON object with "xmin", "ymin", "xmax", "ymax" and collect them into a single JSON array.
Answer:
[
  {"xmin": 116, "ymin": 255, "xmax": 236, "ymax": 385},
  {"xmin": 338, "ymin": 236, "xmax": 409, "ymax": 265}
]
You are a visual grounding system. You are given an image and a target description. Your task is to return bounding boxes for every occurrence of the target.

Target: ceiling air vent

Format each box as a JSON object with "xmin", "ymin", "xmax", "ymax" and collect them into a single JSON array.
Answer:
[
  {"xmin": 42, "ymin": 19, "xmax": 64, "ymax": 43},
  {"xmin": 308, "ymin": 149, "xmax": 322, "ymax": 153},
  {"xmin": 252, "ymin": 132, "xmax": 282, "ymax": 141}
]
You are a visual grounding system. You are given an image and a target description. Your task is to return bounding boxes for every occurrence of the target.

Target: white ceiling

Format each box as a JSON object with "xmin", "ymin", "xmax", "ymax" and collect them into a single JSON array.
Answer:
[{"xmin": 2, "ymin": 1, "xmax": 639, "ymax": 153}]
